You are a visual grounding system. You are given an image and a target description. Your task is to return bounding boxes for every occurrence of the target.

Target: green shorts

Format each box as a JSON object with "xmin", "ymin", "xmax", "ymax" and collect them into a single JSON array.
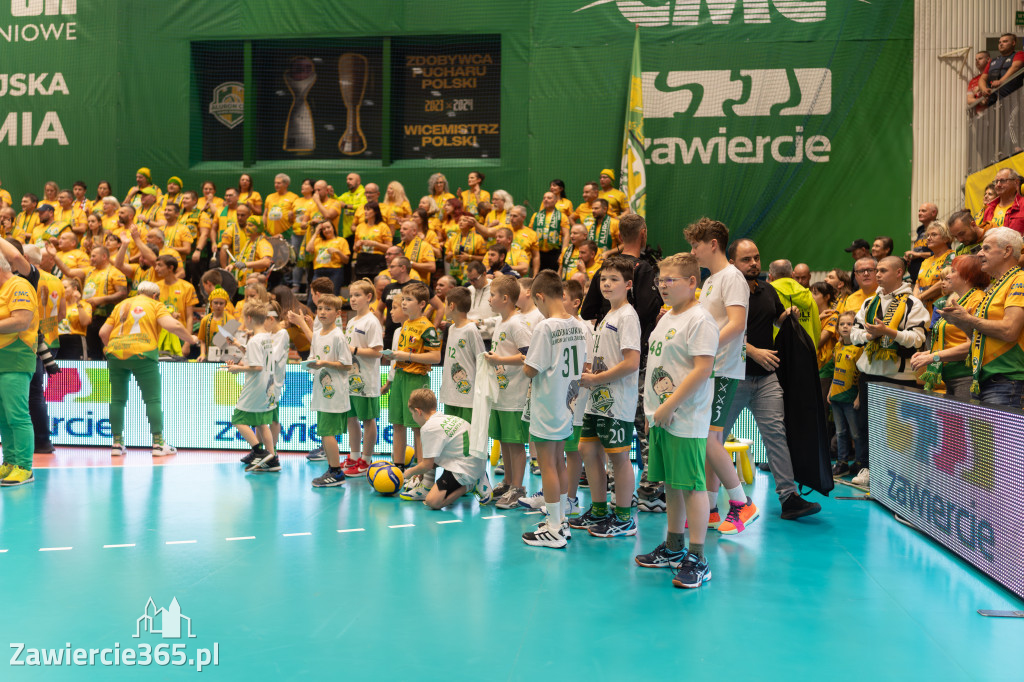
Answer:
[
  {"xmin": 347, "ymin": 395, "xmax": 381, "ymax": 422},
  {"xmin": 648, "ymin": 427, "xmax": 706, "ymax": 491},
  {"xmin": 231, "ymin": 408, "xmax": 275, "ymax": 426},
  {"xmin": 580, "ymin": 414, "xmax": 634, "ymax": 453},
  {"xmin": 488, "ymin": 409, "xmax": 529, "ymax": 445},
  {"xmin": 388, "ymin": 370, "xmax": 429, "ymax": 427},
  {"xmin": 564, "ymin": 425, "xmax": 584, "ymax": 453},
  {"xmin": 710, "ymin": 376, "xmax": 738, "ymax": 431},
  {"xmin": 445, "ymin": 404, "xmax": 473, "ymax": 422},
  {"xmin": 316, "ymin": 410, "xmax": 347, "ymax": 439}
]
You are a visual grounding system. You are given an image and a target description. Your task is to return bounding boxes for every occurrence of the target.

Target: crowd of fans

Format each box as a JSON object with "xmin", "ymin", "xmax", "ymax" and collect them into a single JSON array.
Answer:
[{"xmin": 1, "ymin": 159, "xmax": 1024, "ymax": 493}]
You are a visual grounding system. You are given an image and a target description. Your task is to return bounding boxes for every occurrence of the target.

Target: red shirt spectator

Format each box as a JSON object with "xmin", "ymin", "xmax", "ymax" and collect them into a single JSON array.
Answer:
[
  {"xmin": 969, "ymin": 51, "xmax": 991, "ymax": 114},
  {"xmin": 981, "ymin": 168, "xmax": 1024, "ymax": 235}
]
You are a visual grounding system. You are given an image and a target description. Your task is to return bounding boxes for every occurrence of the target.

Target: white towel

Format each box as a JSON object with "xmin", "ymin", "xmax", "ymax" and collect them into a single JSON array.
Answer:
[{"xmin": 469, "ymin": 351, "xmax": 499, "ymax": 459}]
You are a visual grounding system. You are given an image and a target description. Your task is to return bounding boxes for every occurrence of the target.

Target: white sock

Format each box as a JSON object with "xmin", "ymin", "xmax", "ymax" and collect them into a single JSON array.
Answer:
[
  {"xmin": 422, "ymin": 469, "xmax": 436, "ymax": 487},
  {"xmin": 706, "ymin": 489, "xmax": 718, "ymax": 509},
  {"xmin": 559, "ymin": 493, "xmax": 568, "ymax": 521},
  {"xmin": 726, "ymin": 484, "xmax": 746, "ymax": 504},
  {"xmin": 545, "ymin": 502, "xmax": 561, "ymax": 530}
]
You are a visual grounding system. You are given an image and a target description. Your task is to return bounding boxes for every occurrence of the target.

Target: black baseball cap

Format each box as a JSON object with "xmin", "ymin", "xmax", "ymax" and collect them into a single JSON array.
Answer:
[
  {"xmin": 844, "ymin": 238, "xmax": 870, "ymax": 253},
  {"xmin": 36, "ymin": 203, "xmax": 54, "ymax": 213}
]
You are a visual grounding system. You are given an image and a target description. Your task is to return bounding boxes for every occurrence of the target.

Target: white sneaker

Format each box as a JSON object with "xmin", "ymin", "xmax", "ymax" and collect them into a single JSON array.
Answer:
[
  {"xmin": 400, "ymin": 481, "xmax": 429, "ymax": 501},
  {"xmin": 473, "ymin": 472, "xmax": 494, "ymax": 504},
  {"xmin": 851, "ymin": 467, "xmax": 870, "ymax": 487},
  {"xmin": 152, "ymin": 443, "xmax": 177, "ymax": 457},
  {"xmin": 111, "ymin": 443, "xmax": 126, "ymax": 457},
  {"xmin": 522, "ymin": 521, "xmax": 567, "ymax": 548},
  {"xmin": 518, "ymin": 490, "xmax": 545, "ymax": 510},
  {"xmin": 566, "ymin": 496, "xmax": 581, "ymax": 518}
]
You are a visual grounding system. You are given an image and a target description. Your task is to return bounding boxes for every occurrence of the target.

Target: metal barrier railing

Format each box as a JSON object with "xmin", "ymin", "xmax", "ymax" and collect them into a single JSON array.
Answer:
[{"xmin": 967, "ymin": 67, "xmax": 1024, "ymax": 175}]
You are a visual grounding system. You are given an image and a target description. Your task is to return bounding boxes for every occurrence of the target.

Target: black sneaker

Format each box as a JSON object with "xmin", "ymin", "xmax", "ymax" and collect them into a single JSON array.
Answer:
[
  {"xmin": 638, "ymin": 489, "xmax": 667, "ymax": 513},
  {"xmin": 635, "ymin": 542, "xmax": 685, "ymax": 569},
  {"xmin": 588, "ymin": 514, "xmax": 637, "ymax": 538},
  {"xmin": 240, "ymin": 445, "xmax": 266, "ymax": 465},
  {"xmin": 756, "ymin": 462, "xmax": 771, "ymax": 472},
  {"xmin": 831, "ymin": 460, "xmax": 850, "ymax": 477},
  {"xmin": 578, "ymin": 469, "xmax": 589, "ymax": 488},
  {"xmin": 306, "ymin": 447, "xmax": 326, "ymax": 462},
  {"xmin": 672, "ymin": 552, "xmax": 712, "ymax": 588},
  {"xmin": 781, "ymin": 494, "xmax": 822, "ymax": 520},
  {"xmin": 312, "ymin": 467, "xmax": 346, "ymax": 488},
  {"xmin": 246, "ymin": 455, "xmax": 281, "ymax": 473},
  {"xmin": 567, "ymin": 507, "xmax": 611, "ymax": 530},
  {"xmin": 522, "ymin": 522, "xmax": 567, "ymax": 548}
]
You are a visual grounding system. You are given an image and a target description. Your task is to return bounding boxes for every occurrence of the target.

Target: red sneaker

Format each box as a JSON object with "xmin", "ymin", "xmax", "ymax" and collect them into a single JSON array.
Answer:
[
  {"xmin": 343, "ymin": 459, "xmax": 369, "ymax": 477},
  {"xmin": 341, "ymin": 457, "xmax": 358, "ymax": 469},
  {"xmin": 718, "ymin": 497, "xmax": 759, "ymax": 535},
  {"xmin": 707, "ymin": 507, "xmax": 721, "ymax": 529}
]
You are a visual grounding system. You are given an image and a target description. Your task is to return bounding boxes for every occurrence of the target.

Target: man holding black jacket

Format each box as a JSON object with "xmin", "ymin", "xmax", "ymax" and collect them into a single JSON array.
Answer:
[{"xmin": 720, "ymin": 238, "xmax": 821, "ymax": 520}]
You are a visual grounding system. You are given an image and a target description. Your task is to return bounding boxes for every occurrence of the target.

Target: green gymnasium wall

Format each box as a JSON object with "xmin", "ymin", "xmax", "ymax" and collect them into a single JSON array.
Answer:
[{"xmin": 0, "ymin": 0, "xmax": 912, "ymax": 269}]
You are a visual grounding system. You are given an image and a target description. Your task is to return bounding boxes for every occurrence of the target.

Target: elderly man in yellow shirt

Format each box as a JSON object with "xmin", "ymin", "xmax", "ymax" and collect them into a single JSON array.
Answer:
[
  {"xmin": 528, "ymin": 192, "xmax": 569, "ymax": 272},
  {"xmin": 228, "ymin": 216, "xmax": 275, "ymax": 295},
  {"xmin": 263, "ymin": 173, "xmax": 298, "ymax": 239},
  {"xmin": 597, "ymin": 169, "xmax": 628, "ymax": 217},
  {"xmin": 396, "ymin": 219, "xmax": 437, "ymax": 283},
  {"xmin": 337, "ymin": 172, "xmax": 366, "ymax": 239},
  {"xmin": 559, "ymin": 224, "xmax": 592, "ymax": 281},
  {"xmin": 101, "ymin": 279, "xmax": 197, "ymax": 457},
  {"xmin": 445, "ymin": 214, "xmax": 488, "ymax": 284}
]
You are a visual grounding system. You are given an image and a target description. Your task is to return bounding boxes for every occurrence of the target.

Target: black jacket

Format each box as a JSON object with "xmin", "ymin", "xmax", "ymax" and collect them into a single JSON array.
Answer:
[{"xmin": 774, "ymin": 316, "xmax": 834, "ymax": 496}]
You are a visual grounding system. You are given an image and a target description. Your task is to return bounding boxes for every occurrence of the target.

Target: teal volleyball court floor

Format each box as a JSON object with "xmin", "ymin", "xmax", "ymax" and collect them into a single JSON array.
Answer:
[{"xmin": 0, "ymin": 450, "xmax": 1020, "ymax": 680}]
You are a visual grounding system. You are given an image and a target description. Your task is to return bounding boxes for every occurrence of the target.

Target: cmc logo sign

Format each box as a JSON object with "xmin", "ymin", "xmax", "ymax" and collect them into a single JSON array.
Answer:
[
  {"xmin": 644, "ymin": 68, "xmax": 830, "ymax": 119},
  {"xmin": 10, "ymin": 0, "xmax": 76, "ymax": 15},
  {"xmin": 575, "ymin": 0, "xmax": 825, "ymax": 27}
]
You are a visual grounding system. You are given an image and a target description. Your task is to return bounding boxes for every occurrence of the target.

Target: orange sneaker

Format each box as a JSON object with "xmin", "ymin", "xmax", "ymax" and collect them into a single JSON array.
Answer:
[
  {"xmin": 718, "ymin": 497, "xmax": 759, "ymax": 535},
  {"xmin": 707, "ymin": 507, "xmax": 721, "ymax": 529}
]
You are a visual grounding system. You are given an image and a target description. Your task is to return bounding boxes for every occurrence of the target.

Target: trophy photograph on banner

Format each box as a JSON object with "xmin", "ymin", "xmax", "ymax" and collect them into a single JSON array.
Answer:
[
  {"xmin": 283, "ymin": 55, "xmax": 317, "ymax": 153},
  {"xmin": 338, "ymin": 52, "xmax": 368, "ymax": 156}
]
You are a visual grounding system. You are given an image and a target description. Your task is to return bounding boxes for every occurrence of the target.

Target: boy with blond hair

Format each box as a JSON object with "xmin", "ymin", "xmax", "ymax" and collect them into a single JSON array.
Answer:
[
  {"xmin": 485, "ymin": 274, "xmax": 533, "ymax": 508},
  {"xmin": 308, "ymin": 294, "xmax": 353, "ymax": 487},
  {"xmin": 229, "ymin": 301, "xmax": 282, "ymax": 473},
  {"xmin": 635, "ymin": 253, "xmax": 718, "ymax": 588},
  {"xmin": 439, "ymin": 286, "xmax": 484, "ymax": 422}
]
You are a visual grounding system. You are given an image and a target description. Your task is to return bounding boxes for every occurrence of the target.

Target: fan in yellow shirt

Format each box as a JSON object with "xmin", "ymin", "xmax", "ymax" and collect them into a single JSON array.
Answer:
[
  {"xmin": 396, "ymin": 220, "xmax": 437, "ymax": 283},
  {"xmin": 125, "ymin": 167, "xmax": 162, "ymax": 212},
  {"xmin": 39, "ymin": 181, "xmax": 60, "ymax": 209},
  {"xmin": 582, "ymin": 198, "xmax": 621, "ymax": 255},
  {"xmin": 482, "ymin": 227, "xmax": 530, "ymax": 276},
  {"xmin": 428, "ymin": 173, "xmax": 455, "ymax": 212},
  {"xmin": 382, "ymin": 181, "xmax": 412, "ymax": 232},
  {"xmin": 227, "ymin": 216, "xmax": 275, "ymax": 294},
  {"xmin": 309, "ymin": 219, "xmax": 351, "ymax": 292},
  {"xmin": 100, "ymin": 280, "xmax": 197, "ymax": 455},
  {"xmin": 292, "ymin": 179, "xmax": 317, "ymax": 238},
  {"xmin": 264, "ymin": 174, "xmax": 298, "ymax": 237},
  {"xmin": 559, "ymin": 225, "xmax": 591, "ymax": 281},
  {"xmin": 53, "ymin": 231, "xmax": 90, "ymax": 272},
  {"xmin": 198, "ymin": 287, "xmax": 232, "ymax": 361},
  {"xmin": 528, "ymin": 192, "xmax": 569, "ymax": 272},
  {"xmin": 445, "ymin": 215, "xmax": 488, "ymax": 284},
  {"xmin": 459, "ymin": 171, "xmax": 491, "ymax": 216},
  {"xmin": 549, "ymin": 179, "xmax": 574, "ymax": 217},
  {"xmin": 70, "ymin": 181, "xmax": 93, "ymax": 216},
  {"xmin": 56, "ymin": 277, "xmax": 92, "ymax": 360},
  {"xmin": 54, "ymin": 190, "xmax": 87, "ymax": 238},
  {"xmin": 159, "ymin": 176, "xmax": 184, "ymax": 212},
  {"xmin": 12, "ymin": 194, "xmax": 41, "ymax": 244},
  {"xmin": 598, "ymin": 169, "xmax": 628, "ymax": 217},
  {"xmin": 161, "ymin": 203, "xmax": 194, "ymax": 261},
  {"xmin": 237, "ymin": 173, "xmax": 263, "ymax": 214}
]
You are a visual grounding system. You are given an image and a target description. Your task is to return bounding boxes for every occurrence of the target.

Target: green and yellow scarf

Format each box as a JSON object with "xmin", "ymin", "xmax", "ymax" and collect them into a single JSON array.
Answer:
[
  {"xmin": 970, "ymin": 266, "xmax": 1021, "ymax": 395},
  {"xmin": 864, "ymin": 291, "xmax": 909, "ymax": 364}
]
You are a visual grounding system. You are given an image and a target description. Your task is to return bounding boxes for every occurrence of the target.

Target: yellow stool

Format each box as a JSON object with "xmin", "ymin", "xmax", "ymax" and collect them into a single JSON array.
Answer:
[
  {"xmin": 725, "ymin": 439, "xmax": 754, "ymax": 485},
  {"xmin": 490, "ymin": 440, "xmax": 502, "ymax": 466}
]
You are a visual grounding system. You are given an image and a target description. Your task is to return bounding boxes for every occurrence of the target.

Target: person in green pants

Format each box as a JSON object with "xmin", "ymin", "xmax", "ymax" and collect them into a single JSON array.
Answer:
[
  {"xmin": 99, "ymin": 280, "xmax": 197, "ymax": 457},
  {"xmin": 0, "ymin": 250, "xmax": 40, "ymax": 487}
]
